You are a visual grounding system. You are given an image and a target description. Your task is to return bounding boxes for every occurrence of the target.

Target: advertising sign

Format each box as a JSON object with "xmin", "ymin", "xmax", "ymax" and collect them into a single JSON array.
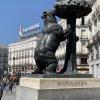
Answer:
[{"xmin": 19, "ymin": 23, "xmax": 40, "ymax": 38}]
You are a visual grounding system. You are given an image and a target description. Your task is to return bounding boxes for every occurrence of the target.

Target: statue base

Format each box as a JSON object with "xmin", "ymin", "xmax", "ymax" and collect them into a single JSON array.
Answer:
[
  {"xmin": 16, "ymin": 77, "xmax": 100, "ymax": 100},
  {"xmin": 24, "ymin": 73, "xmax": 92, "ymax": 78}
]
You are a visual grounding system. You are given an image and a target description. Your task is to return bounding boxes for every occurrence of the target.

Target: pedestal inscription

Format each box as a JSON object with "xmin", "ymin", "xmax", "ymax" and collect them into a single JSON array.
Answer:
[
  {"xmin": 17, "ymin": 78, "xmax": 100, "ymax": 100},
  {"xmin": 20, "ymin": 78, "xmax": 100, "ymax": 89},
  {"xmin": 57, "ymin": 80, "xmax": 87, "ymax": 87}
]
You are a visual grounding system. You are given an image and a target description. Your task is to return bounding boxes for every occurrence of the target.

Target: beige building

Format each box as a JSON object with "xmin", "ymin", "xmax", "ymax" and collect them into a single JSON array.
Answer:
[
  {"xmin": 8, "ymin": 24, "xmax": 42, "ymax": 73},
  {"xmin": 8, "ymin": 36, "xmax": 38, "ymax": 72},
  {"xmin": 9, "ymin": 20, "xmax": 89, "ymax": 73},
  {"xmin": 85, "ymin": 0, "xmax": 100, "ymax": 77},
  {"xmin": 0, "ymin": 45, "xmax": 8, "ymax": 76},
  {"xmin": 56, "ymin": 18, "xmax": 89, "ymax": 73}
]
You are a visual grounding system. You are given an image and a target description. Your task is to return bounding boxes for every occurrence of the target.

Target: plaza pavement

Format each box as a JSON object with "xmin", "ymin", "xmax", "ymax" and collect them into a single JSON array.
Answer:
[{"xmin": 2, "ymin": 87, "xmax": 16, "ymax": 100}]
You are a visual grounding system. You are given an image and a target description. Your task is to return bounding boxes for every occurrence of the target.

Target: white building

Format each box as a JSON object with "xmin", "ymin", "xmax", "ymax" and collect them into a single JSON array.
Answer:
[
  {"xmin": 85, "ymin": 0, "xmax": 100, "ymax": 77},
  {"xmin": 9, "ymin": 8, "xmax": 98, "ymax": 74},
  {"xmin": 56, "ymin": 17, "xmax": 89, "ymax": 73},
  {"xmin": 8, "ymin": 36, "xmax": 38, "ymax": 72},
  {"xmin": 8, "ymin": 24, "xmax": 42, "ymax": 73}
]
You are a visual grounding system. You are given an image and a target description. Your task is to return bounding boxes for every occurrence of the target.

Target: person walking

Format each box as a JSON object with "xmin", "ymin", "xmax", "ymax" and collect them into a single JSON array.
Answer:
[
  {"xmin": 9, "ymin": 79, "xmax": 13, "ymax": 93},
  {"xmin": 0, "ymin": 80, "xmax": 4, "ymax": 100}
]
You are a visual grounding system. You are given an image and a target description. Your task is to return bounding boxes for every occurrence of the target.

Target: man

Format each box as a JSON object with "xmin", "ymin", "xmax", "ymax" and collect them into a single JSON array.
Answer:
[
  {"xmin": 9, "ymin": 79, "xmax": 13, "ymax": 93},
  {"xmin": 0, "ymin": 80, "xmax": 4, "ymax": 100}
]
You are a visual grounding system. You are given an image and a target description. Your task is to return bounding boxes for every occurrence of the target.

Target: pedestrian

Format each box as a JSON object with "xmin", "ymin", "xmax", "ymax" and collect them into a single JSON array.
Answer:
[
  {"xmin": 0, "ymin": 80, "xmax": 4, "ymax": 100},
  {"xmin": 9, "ymin": 79, "xmax": 13, "ymax": 93},
  {"xmin": 4, "ymin": 82, "xmax": 9, "ymax": 94}
]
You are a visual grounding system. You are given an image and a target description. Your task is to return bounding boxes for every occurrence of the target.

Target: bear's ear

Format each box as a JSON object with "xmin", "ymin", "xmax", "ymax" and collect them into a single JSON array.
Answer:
[
  {"xmin": 43, "ymin": 11, "xmax": 47, "ymax": 14},
  {"xmin": 41, "ymin": 16, "xmax": 44, "ymax": 19},
  {"xmin": 43, "ymin": 11, "xmax": 47, "ymax": 16}
]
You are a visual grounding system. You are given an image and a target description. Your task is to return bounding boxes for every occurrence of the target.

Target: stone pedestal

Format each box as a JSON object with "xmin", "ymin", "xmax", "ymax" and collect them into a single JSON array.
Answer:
[{"xmin": 16, "ymin": 77, "xmax": 100, "ymax": 100}]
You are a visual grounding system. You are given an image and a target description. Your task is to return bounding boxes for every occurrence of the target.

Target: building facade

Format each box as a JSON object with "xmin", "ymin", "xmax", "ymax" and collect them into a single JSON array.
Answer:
[
  {"xmin": 8, "ymin": 24, "xmax": 42, "ymax": 73},
  {"xmin": 0, "ymin": 45, "xmax": 8, "ymax": 76},
  {"xmin": 9, "ymin": 20, "xmax": 89, "ymax": 73},
  {"xmin": 56, "ymin": 18, "xmax": 89, "ymax": 73},
  {"xmin": 86, "ymin": 0, "xmax": 100, "ymax": 77},
  {"xmin": 8, "ymin": 36, "xmax": 38, "ymax": 72}
]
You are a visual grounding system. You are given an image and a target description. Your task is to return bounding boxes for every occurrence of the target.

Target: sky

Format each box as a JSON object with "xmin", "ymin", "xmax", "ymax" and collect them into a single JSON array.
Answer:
[{"xmin": 0, "ymin": 0, "xmax": 55, "ymax": 45}]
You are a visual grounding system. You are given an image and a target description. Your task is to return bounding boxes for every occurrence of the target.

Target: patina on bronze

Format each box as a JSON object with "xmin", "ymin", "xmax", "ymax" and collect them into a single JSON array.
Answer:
[
  {"xmin": 34, "ymin": 0, "xmax": 92, "ymax": 74},
  {"xmin": 34, "ymin": 10, "xmax": 67, "ymax": 74},
  {"xmin": 54, "ymin": 0, "xmax": 92, "ymax": 73},
  {"xmin": 55, "ymin": 0, "xmax": 92, "ymax": 18}
]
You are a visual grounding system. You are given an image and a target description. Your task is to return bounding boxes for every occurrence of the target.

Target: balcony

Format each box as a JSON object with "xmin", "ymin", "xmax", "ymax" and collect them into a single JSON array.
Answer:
[
  {"xmin": 80, "ymin": 37, "xmax": 89, "ymax": 45},
  {"xmin": 80, "ymin": 37, "xmax": 88, "ymax": 41},
  {"xmin": 87, "ymin": 30, "xmax": 100, "ymax": 46}
]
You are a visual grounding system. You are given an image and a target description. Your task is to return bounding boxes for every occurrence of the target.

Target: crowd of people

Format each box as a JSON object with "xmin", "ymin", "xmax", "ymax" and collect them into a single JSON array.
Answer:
[{"xmin": 0, "ymin": 74, "xmax": 20, "ymax": 100}]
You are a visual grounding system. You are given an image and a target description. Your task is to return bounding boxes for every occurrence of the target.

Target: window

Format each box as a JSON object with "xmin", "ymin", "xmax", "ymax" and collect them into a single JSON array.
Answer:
[
  {"xmin": 19, "ymin": 53, "xmax": 21, "ymax": 59},
  {"xmin": 13, "ymin": 57, "xmax": 15, "ymax": 60},
  {"xmin": 98, "ymin": 14, "xmax": 100, "ymax": 21},
  {"xmin": 94, "ymin": 19, "xmax": 97, "ymax": 27},
  {"xmin": 81, "ymin": 58, "xmax": 87, "ymax": 64},
  {"xmin": 4, "ymin": 53, "xmax": 7, "ymax": 57},
  {"xmin": 22, "ymin": 53, "xmax": 24, "ymax": 58},
  {"xmin": 81, "ymin": 29, "xmax": 88, "ymax": 39},
  {"xmin": 3, "ymin": 59, "xmax": 6, "ymax": 63},
  {"xmin": 89, "ymin": 25, "xmax": 92, "ymax": 32},
  {"xmin": 25, "ymin": 52, "xmax": 28, "ymax": 58},
  {"xmin": 0, "ymin": 53, "xmax": 2, "ymax": 57},
  {"xmin": 81, "ymin": 17, "xmax": 85, "ymax": 25},
  {"xmin": 96, "ymin": 45, "xmax": 99, "ymax": 59}
]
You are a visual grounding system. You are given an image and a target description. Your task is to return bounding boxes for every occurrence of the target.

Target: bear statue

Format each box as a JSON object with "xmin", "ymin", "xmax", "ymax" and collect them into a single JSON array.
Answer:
[
  {"xmin": 34, "ymin": 10, "xmax": 67, "ymax": 74},
  {"xmin": 34, "ymin": 10, "xmax": 79, "ymax": 74}
]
